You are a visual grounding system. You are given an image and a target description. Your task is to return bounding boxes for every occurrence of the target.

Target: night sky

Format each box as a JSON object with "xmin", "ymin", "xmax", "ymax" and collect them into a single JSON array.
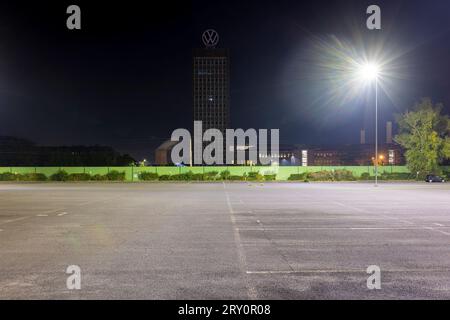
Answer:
[{"xmin": 0, "ymin": 0, "xmax": 449, "ymax": 160}]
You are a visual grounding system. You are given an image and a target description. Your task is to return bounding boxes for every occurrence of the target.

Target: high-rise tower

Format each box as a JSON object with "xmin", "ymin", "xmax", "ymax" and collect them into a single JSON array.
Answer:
[{"xmin": 193, "ymin": 30, "xmax": 230, "ymax": 135}]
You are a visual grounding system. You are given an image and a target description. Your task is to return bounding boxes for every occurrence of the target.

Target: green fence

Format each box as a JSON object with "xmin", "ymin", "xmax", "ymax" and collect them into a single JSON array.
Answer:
[{"xmin": 0, "ymin": 165, "xmax": 427, "ymax": 181}]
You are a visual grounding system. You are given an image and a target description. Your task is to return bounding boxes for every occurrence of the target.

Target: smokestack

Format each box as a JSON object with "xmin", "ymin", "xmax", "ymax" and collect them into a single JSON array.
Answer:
[
  {"xmin": 386, "ymin": 121, "xmax": 393, "ymax": 144},
  {"xmin": 360, "ymin": 129, "xmax": 366, "ymax": 145}
]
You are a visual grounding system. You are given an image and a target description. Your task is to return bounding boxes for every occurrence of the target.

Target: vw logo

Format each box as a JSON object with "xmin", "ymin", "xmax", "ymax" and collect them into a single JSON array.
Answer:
[{"xmin": 202, "ymin": 29, "xmax": 219, "ymax": 48}]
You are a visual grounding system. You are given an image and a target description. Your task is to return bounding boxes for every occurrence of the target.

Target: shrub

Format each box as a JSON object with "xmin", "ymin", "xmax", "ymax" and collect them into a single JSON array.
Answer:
[
  {"xmin": 360, "ymin": 172, "xmax": 371, "ymax": 180},
  {"xmin": 380, "ymin": 172, "xmax": 415, "ymax": 180},
  {"xmin": 170, "ymin": 171, "xmax": 193, "ymax": 181},
  {"xmin": 247, "ymin": 171, "xmax": 264, "ymax": 181},
  {"xmin": 50, "ymin": 170, "xmax": 69, "ymax": 181},
  {"xmin": 307, "ymin": 171, "xmax": 334, "ymax": 181},
  {"xmin": 159, "ymin": 175, "xmax": 171, "ymax": 181},
  {"xmin": 228, "ymin": 175, "xmax": 245, "ymax": 181},
  {"xmin": 220, "ymin": 170, "xmax": 231, "ymax": 180},
  {"xmin": 139, "ymin": 172, "xmax": 159, "ymax": 181},
  {"xmin": 67, "ymin": 173, "xmax": 91, "ymax": 181},
  {"xmin": 14, "ymin": 174, "xmax": 25, "ymax": 181},
  {"xmin": 333, "ymin": 170, "xmax": 356, "ymax": 181},
  {"xmin": 203, "ymin": 171, "xmax": 219, "ymax": 180},
  {"xmin": 91, "ymin": 174, "xmax": 107, "ymax": 181},
  {"xmin": 184, "ymin": 171, "xmax": 194, "ymax": 180},
  {"xmin": 305, "ymin": 170, "xmax": 356, "ymax": 181},
  {"xmin": 0, "ymin": 172, "xmax": 19, "ymax": 181},
  {"xmin": 264, "ymin": 174, "xmax": 277, "ymax": 181},
  {"xmin": 18, "ymin": 173, "xmax": 48, "ymax": 181},
  {"xmin": 444, "ymin": 171, "xmax": 450, "ymax": 179},
  {"xmin": 169, "ymin": 174, "xmax": 182, "ymax": 181},
  {"xmin": 106, "ymin": 170, "xmax": 125, "ymax": 181},
  {"xmin": 191, "ymin": 173, "xmax": 204, "ymax": 181},
  {"xmin": 288, "ymin": 173, "xmax": 307, "ymax": 181}
]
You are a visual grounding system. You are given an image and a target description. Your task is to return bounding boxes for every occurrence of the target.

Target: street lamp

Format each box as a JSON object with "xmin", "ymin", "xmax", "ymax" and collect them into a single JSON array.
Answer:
[{"xmin": 358, "ymin": 62, "xmax": 380, "ymax": 186}]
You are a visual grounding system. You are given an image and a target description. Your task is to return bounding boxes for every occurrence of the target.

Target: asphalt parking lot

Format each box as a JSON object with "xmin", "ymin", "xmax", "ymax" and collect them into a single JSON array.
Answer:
[{"xmin": 0, "ymin": 182, "xmax": 449, "ymax": 299}]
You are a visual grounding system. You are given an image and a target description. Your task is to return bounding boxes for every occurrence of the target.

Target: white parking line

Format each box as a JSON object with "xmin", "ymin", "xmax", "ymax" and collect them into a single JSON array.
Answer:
[
  {"xmin": 237, "ymin": 226, "xmax": 450, "ymax": 231},
  {"xmin": 435, "ymin": 230, "xmax": 450, "ymax": 236},
  {"xmin": 334, "ymin": 201, "xmax": 368, "ymax": 213},
  {"xmin": 425, "ymin": 227, "xmax": 450, "ymax": 236},
  {"xmin": 333, "ymin": 201, "xmax": 450, "ymax": 237},
  {"xmin": 379, "ymin": 214, "xmax": 415, "ymax": 226},
  {"xmin": 247, "ymin": 268, "xmax": 450, "ymax": 275},
  {"xmin": 0, "ymin": 217, "xmax": 29, "ymax": 225},
  {"xmin": 36, "ymin": 214, "xmax": 48, "ymax": 217},
  {"xmin": 224, "ymin": 183, "xmax": 258, "ymax": 300},
  {"xmin": 38, "ymin": 208, "xmax": 66, "ymax": 216}
]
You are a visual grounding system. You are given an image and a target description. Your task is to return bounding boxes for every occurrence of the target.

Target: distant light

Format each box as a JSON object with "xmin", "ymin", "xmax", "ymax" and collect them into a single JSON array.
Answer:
[{"xmin": 358, "ymin": 63, "xmax": 380, "ymax": 81}]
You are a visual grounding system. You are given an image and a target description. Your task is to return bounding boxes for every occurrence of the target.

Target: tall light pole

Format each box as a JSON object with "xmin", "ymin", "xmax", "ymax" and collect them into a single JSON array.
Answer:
[
  {"xmin": 359, "ymin": 63, "xmax": 380, "ymax": 186},
  {"xmin": 375, "ymin": 76, "xmax": 378, "ymax": 186}
]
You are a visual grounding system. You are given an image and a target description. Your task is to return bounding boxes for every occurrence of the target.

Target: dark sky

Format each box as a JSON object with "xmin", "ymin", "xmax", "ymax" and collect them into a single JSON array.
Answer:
[{"xmin": 0, "ymin": 0, "xmax": 449, "ymax": 160}]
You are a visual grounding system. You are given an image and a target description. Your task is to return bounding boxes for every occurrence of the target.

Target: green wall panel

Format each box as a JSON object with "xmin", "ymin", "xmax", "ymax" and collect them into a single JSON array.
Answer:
[{"xmin": 1, "ymin": 166, "xmax": 440, "ymax": 181}]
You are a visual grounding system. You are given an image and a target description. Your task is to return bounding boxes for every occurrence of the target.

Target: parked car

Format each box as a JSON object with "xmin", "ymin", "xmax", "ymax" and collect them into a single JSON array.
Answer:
[{"xmin": 425, "ymin": 174, "xmax": 445, "ymax": 183}]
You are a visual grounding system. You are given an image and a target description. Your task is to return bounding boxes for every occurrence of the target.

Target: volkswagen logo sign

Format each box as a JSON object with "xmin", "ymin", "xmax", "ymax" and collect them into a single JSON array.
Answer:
[{"xmin": 202, "ymin": 29, "xmax": 219, "ymax": 48}]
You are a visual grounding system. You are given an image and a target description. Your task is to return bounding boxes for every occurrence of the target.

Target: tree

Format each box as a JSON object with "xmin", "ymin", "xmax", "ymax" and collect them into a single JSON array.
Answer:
[{"xmin": 395, "ymin": 98, "xmax": 450, "ymax": 177}]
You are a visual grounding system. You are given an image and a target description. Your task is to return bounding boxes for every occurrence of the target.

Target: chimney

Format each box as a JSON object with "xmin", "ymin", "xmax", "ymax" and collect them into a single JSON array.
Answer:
[
  {"xmin": 386, "ymin": 121, "xmax": 393, "ymax": 144},
  {"xmin": 360, "ymin": 129, "xmax": 366, "ymax": 145}
]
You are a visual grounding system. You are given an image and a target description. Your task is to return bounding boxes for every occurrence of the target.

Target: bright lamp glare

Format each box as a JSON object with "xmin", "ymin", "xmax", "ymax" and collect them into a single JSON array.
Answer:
[{"xmin": 359, "ymin": 63, "xmax": 380, "ymax": 80}]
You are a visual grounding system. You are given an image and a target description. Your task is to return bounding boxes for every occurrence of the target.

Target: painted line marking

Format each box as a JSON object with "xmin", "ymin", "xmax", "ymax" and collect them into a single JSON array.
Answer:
[
  {"xmin": 57, "ymin": 212, "xmax": 68, "ymax": 217},
  {"xmin": 247, "ymin": 268, "xmax": 450, "ymax": 275},
  {"xmin": 0, "ymin": 217, "xmax": 29, "ymax": 225},
  {"xmin": 425, "ymin": 227, "xmax": 450, "ymax": 236},
  {"xmin": 434, "ymin": 223, "xmax": 445, "ymax": 227},
  {"xmin": 380, "ymin": 214, "xmax": 415, "ymax": 226},
  {"xmin": 434, "ymin": 229, "xmax": 450, "ymax": 236},
  {"xmin": 333, "ymin": 201, "xmax": 368, "ymax": 213},
  {"xmin": 224, "ymin": 182, "xmax": 258, "ymax": 300},
  {"xmin": 36, "ymin": 214, "xmax": 48, "ymax": 217},
  {"xmin": 41, "ymin": 208, "xmax": 66, "ymax": 215},
  {"xmin": 237, "ymin": 226, "xmax": 450, "ymax": 231}
]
